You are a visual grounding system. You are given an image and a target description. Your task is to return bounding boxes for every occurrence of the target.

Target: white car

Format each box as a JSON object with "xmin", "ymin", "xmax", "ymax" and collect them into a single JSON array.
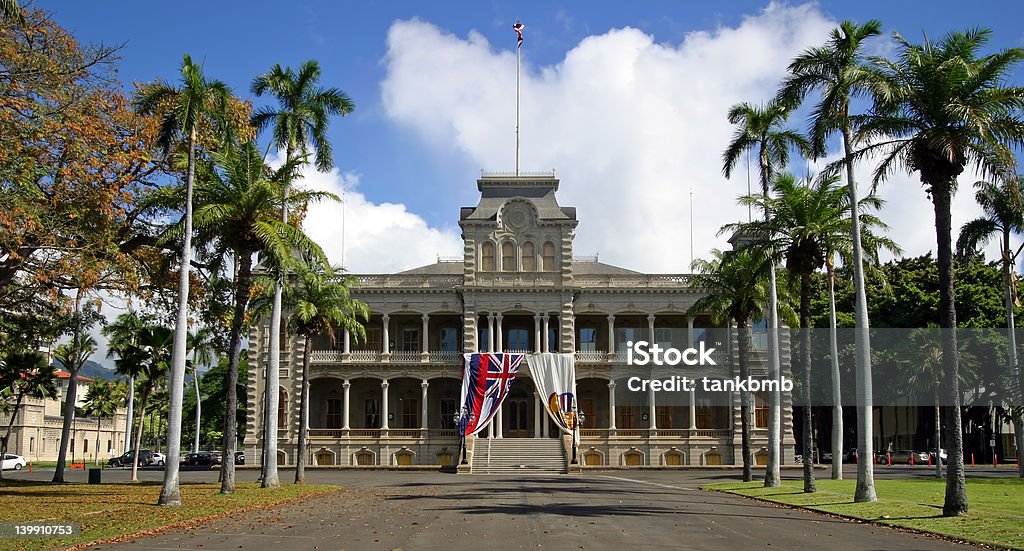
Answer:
[
  {"xmin": 150, "ymin": 452, "xmax": 166, "ymax": 466},
  {"xmin": 1, "ymin": 454, "xmax": 26, "ymax": 470}
]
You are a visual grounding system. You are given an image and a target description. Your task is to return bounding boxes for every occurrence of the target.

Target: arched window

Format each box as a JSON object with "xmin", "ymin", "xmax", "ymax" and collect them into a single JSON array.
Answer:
[
  {"xmin": 481, "ymin": 242, "xmax": 495, "ymax": 271},
  {"xmin": 502, "ymin": 242, "xmax": 515, "ymax": 271},
  {"xmin": 542, "ymin": 241, "xmax": 556, "ymax": 271},
  {"xmin": 521, "ymin": 242, "xmax": 536, "ymax": 271},
  {"xmin": 278, "ymin": 388, "xmax": 288, "ymax": 428}
]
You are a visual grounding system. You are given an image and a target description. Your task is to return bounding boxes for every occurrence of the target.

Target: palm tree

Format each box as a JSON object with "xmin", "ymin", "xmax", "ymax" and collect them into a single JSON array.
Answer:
[
  {"xmin": 51, "ymin": 330, "xmax": 97, "ymax": 482},
  {"xmin": 900, "ymin": 327, "xmax": 978, "ymax": 478},
  {"xmin": 251, "ymin": 60, "xmax": 354, "ymax": 487},
  {"xmin": 722, "ymin": 99, "xmax": 810, "ymax": 487},
  {"xmin": 957, "ymin": 176, "xmax": 1024, "ymax": 479},
  {"xmin": 114, "ymin": 325, "xmax": 173, "ymax": 482},
  {"xmin": 190, "ymin": 139, "xmax": 334, "ymax": 494},
  {"xmin": 727, "ymin": 173, "xmax": 899, "ymax": 492},
  {"xmin": 688, "ymin": 248, "xmax": 773, "ymax": 482},
  {"xmin": 276, "ymin": 267, "xmax": 367, "ymax": 483},
  {"xmin": 102, "ymin": 311, "xmax": 152, "ymax": 455},
  {"xmin": 135, "ymin": 54, "xmax": 231, "ymax": 506},
  {"xmin": 0, "ymin": 352, "xmax": 56, "ymax": 480},
  {"xmin": 187, "ymin": 327, "xmax": 218, "ymax": 455},
  {"xmin": 856, "ymin": 29, "xmax": 1024, "ymax": 516},
  {"xmin": 82, "ymin": 380, "xmax": 127, "ymax": 466},
  {"xmin": 777, "ymin": 19, "xmax": 885, "ymax": 502}
]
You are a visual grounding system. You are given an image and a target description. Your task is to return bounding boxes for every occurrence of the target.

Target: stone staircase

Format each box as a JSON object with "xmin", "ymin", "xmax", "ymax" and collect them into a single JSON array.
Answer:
[{"xmin": 471, "ymin": 437, "xmax": 568, "ymax": 475}]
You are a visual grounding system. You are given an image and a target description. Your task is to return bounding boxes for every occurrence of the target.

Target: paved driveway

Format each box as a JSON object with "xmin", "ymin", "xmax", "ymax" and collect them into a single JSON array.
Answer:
[{"xmin": 80, "ymin": 470, "xmax": 975, "ymax": 551}]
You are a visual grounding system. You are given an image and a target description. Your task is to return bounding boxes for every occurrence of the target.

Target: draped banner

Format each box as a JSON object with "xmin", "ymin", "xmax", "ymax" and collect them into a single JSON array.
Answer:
[
  {"xmin": 526, "ymin": 353, "xmax": 578, "ymax": 435},
  {"xmin": 459, "ymin": 353, "xmax": 524, "ymax": 437}
]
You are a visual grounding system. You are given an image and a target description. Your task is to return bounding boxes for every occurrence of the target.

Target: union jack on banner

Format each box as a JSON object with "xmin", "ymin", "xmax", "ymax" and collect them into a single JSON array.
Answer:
[{"xmin": 459, "ymin": 353, "xmax": 524, "ymax": 436}]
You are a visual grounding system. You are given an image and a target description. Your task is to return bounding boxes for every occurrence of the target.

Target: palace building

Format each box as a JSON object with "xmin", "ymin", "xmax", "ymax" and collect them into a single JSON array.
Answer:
[{"xmin": 244, "ymin": 173, "xmax": 796, "ymax": 471}]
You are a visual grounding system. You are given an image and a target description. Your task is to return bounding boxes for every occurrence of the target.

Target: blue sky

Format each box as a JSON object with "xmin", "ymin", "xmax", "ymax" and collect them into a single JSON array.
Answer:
[
  {"xmin": 50, "ymin": 1, "xmax": 1024, "ymax": 235},
  {"xmin": 45, "ymin": 0, "xmax": 1024, "ymax": 364}
]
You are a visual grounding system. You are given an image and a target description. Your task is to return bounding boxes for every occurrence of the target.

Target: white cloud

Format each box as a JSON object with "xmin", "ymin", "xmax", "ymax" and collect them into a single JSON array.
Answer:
[
  {"xmin": 381, "ymin": 4, "xmax": 1011, "ymax": 272},
  {"xmin": 294, "ymin": 162, "xmax": 463, "ymax": 273}
]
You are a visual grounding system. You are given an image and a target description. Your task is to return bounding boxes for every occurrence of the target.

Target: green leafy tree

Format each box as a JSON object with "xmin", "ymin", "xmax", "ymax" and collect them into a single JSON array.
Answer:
[
  {"xmin": 957, "ymin": 177, "xmax": 1024, "ymax": 478},
  {"xmin": 722, "ymin": 99, "xmax": 810, "ymax": 487},
  {"xmin": 51, "ymin": 301, "xmax": 100, "ymax": 483},
  {"xmin": 856, "ymin": 29, "xmax": 1024, "ymax": 516},
  {"xmin": 777, "ymin": 19, "xmax": 886, "ymax": 501},
  {"xmin": 251, "ymin": 59, "xmax": 354, "ymax": 487},
  {"xmin": 102, "ymin": 311, "xmax": 154, "ymax": 457},
  {"xmin": 688, "ymin": 248, "xmax": 773, "ymax": 482},
  {"xmin": 280, "ymin": 268, "xmax": 367, "ymax": 483},
  {"xmin": 114, "ymin": 324, "xmax": 172, "ymax": 481},
  {"xmin": 82, "ymin": 380, "xmax": 128, "ymax": 466},
  {"xmin": 0, "ymin": 352, "xmax": 56, "ymax": 480}
]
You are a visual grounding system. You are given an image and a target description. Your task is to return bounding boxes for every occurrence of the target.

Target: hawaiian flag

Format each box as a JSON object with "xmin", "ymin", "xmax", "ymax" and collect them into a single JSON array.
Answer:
[
  {"xmin": 513, "ymin": 22, "xmax": 524, "ymax": 49},
  {"xmin": 459, "ymin": 353, "xmax": 524, "ymax": 436}
]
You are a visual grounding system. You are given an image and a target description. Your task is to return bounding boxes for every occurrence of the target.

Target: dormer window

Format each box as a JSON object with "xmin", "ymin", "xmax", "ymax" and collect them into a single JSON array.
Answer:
[
  {"xmin": 542, "ymin": 241, "xmax": 556, "ymax": 271},
  {"xmin": 481, "ymin": 242, "xmax": 495, "ymax": 271},
  {"xmin": 501, "ymin": 242, "xmax": 515, "ymax": 271},
  {"xmin": 521, "ymin": 242, "xmax": 536, "ymax": 271}
]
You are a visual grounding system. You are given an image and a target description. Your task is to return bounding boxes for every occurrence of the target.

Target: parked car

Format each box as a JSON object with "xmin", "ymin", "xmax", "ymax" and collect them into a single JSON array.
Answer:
[
  {"xmin": 234, "ymin": 451, "xmax": 244, "ymax": 465},
  {"xmin": 929, "ymin": 449, "xmax": 948, "ymax": 464},
  {"xmin": 150, "ymin": 452, "xmax": 166, "ymax": 466},
  {"xmin": 1, "ymin": 453, "xmax": 26, "ymax": 470},
  {"xmin": 184, "ymin": 451, "xmax": 222, "ymax": 467},
  {"xmin": 108, "ymin": 449, "xmax": 154, "ymax": 468},
  {"xmin": 888, "ymin": 450, "xmax": 930, "ymax": 464}
]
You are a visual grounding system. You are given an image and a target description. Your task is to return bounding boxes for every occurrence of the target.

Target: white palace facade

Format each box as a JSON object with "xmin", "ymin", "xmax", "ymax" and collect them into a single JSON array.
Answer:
[{"xmin": 244, "ymin": 174, "xmax": 795, "ymax": 470}]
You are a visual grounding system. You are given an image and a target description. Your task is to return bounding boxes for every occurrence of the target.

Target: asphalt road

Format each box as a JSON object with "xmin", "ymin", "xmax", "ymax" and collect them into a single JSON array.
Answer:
[{"xmin": 48, "ymin": 469, "xmax": 987, "ymax": 551}]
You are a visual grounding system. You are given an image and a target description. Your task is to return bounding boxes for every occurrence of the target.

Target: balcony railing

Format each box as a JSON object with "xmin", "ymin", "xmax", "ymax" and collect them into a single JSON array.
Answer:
[
  {"xmin": 579, "ymin": 428, "xmax": 731, "ymax": 439},
  {"xmin": 354, "ymin": 274, "xmax": 464, "ymax": 288},
  {"xmin": 389, "ymin": 351, "xmax": 422, "ymax": 363},
  {"xmin": 307, "ymin": 428, "xmax": 460, "ymax": 439},
  {"xmin": 310, "ymin": 350, "xmax": 343, "ymax": 363},
  {"xmin": 575, "ymin": 350, "xmax": 607, "ymax": 363},
  {"xmin": 429, "ymin": 350, "xmax": 462, "ymax": 363},
  {"xmin": 310, "ymin": 349, "xmax": 462, "ymax": 364},
  {"xmin": 573, "ymin": 274, "xmax": 692, "ymax": 288}
]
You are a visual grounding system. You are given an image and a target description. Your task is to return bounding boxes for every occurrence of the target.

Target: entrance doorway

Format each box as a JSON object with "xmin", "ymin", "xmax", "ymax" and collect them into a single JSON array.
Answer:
[{"xmin": 504, "ymin": 382, "xmax": 533, "ymax": 438}]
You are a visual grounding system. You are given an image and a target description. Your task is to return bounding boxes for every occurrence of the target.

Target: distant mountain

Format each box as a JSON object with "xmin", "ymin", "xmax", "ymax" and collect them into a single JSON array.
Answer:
[{"xmin": 78, "ymin": 360, "xmax": 125, "ymax": 381}]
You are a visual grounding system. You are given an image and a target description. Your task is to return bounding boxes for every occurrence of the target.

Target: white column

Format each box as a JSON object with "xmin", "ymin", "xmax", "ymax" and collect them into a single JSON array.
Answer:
[
  {"xmin": 380, "ymin": 379, "xmax": 389, "ymax": 430},
  {"xmin": 534, "ymin": 391, "xmax": 542, "ymax": 437},
  {"xmin": 608, "ymin": 381, "xmax": 617, "ymax": 430},
  {"xmin": 648, "ymin": 313, "xmax": 656, "ymax": 344},
  {"xmin": 343, "ymin": 328, "xmax": 351, "ymax": 354},
  {"xmin": 534, "ymin": 314, "xmax": 542, "ymax": 353},
  {"xmin": 541, "ymin": 412, "xmax": 547, "ymax": 438},
  {"xmin": 496, "ymin": 313, "xmax": 504, "ymax": 352},
  {"xmin": 607, "ymin": 314, "xmax": 616, "ymax": 355},
  {"xmin": 421, "ymin": 313, "xmax": 430, "ymax": 362},
  {"xmin": 687, "ymin": 316, "xmax": 695, "ymax": 346},
  {"xmin": 487, "ymin": 313, "xmax": 495, "ymax": 352},
  {"xmin": 542, "ymin": 313, "xmax": 550, "ymax": 352},
  {"xmin": 420, "ymin": 379, "xmax": 429, "ymax": 430},
  {"xmin": 342, "ymin": 380, "xmax": 351, "ymax": 430},
  {"xmin": 689, "ymin": 388, "xmax": 698, "ymax": 430},
  {"xmin": 488, "ymin": 419, "xmax": 494, "ymax": 438},
  {"xmin": 382, "ymin": 314, "xmax": 390, "ymax": 355}
]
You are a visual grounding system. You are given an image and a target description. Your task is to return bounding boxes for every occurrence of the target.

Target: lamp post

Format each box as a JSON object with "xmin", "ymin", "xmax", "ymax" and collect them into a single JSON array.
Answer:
[
  {"xmin": 570, "ymin": 409, "xmax": 585, "ymax": 465},
  {"xmin": 454, "ymin": 407, "xmax": 469, "ymax": 465}
]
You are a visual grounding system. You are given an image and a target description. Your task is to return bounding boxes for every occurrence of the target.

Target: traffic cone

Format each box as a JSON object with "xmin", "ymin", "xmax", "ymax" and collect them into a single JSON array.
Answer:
[
  {"xmin": 994, "ymin": 454, "xmax": 998, "ymax": 467},
  {"xmin": 887, "ymin": 452, "xmax": 892, "ymax": 465},
  {"xmin": 910, "ymin": 454, "xmax": 914, "ymax": 466},
  {"xmin": 28, "ymin": 462, "xmax": 32, "ymax": 473},
  {"xmin": 928, "ymin": 454, "xmax": 933, "ymax": 466},
  {"xmin": 971, "ymin": 453, "xmax": 975, "ymax": 466}
]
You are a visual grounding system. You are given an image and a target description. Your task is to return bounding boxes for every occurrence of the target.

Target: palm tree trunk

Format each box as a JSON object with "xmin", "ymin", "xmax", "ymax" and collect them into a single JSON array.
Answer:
[
  {"xmin": 193, "ymin": 368, "xmax": 201, "ymax": 454},
  {"xmin": 843, "ymin": 126, "xmax": 877, "ymax": 503},
  {"xmin": 262, "ymin": 278, "xmax": 282, "ymax": 488},
  {"xmin": 95, "ymin": 417, "xmax": 101, "ymax": 466},
  {"xmin": 221, "ymin": 250, "xmax": 254, "ymax": 494},
  {"xmin": 737, "ymin": 320, "xmax": 753, "ymax": 482},
  {"xmin": 931, "ymin": 179, "xmax": 967, "ymax": 517},
  {"xmin": 125, "ymin": 377, "xmax": 135, "ymax": 455},
  {"xmin": 800, "ymin": 272, "xmax": 816, "ymax": 493},
  {"xmin": 295, "ymin": 340, "xmax": 311, "ymax": 484},
  {"xmin": 1001, "ymin": 228, "xmax": 1023, "ymax": 479},
  {"xmin": 264, "ymin": 146, "xmax": 294, "ymax": 488},
  {"xmin": 131, "ymin": 389, "xmax": 149, "ymax": 482},
  {"xmin": 53, "ymin": 292, "xmax": 82, "ymax": 484},
  {"xmin": 758, "ymin": 145, "xmax": 783, "ymax": 488},
  {"xmin": 934, "ymin": 401, "xmax": 942, "ymax": 478},
  {"xmin": 1, "ymin": 392, "xmax": 25, "ymax": 481},
  {"xmin": 159, "ymin": 126, "xmax": 197, "ymax": 507},
  {"xmin": 827, "ymin": 259, "xmax": 843, "ymax": 480}
]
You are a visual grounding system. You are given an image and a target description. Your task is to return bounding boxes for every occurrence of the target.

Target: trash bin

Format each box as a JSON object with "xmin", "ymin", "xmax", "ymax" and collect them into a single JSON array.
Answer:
[{"xmin": 88, "ymin": 468, "xmax": 102, "ymax": 484}]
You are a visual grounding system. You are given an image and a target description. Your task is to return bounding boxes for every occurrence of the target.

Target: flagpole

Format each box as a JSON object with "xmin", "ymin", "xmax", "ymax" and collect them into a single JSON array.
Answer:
[{"xmin": 515, "ymin": 36, "xmax": 520, "ymax": 177}]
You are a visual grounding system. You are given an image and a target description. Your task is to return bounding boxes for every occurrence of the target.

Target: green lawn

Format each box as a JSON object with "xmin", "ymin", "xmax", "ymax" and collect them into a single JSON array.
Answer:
[
  {"xmin": 704, "ymin": 478, "xmax": 1024, "ymax": 550},
  {"xmin": 0, "ymin": 480, "xmax": 340, "ymax": 551}
]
